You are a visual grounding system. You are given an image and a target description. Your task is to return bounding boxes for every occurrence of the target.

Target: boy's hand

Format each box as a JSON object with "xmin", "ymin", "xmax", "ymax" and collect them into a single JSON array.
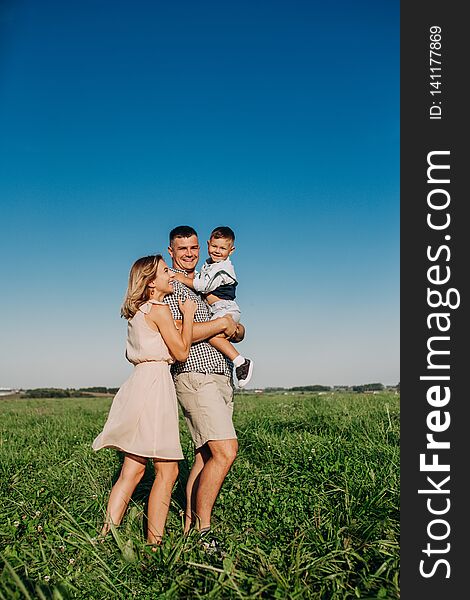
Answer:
[
  {"xmin": 228, "ymin": 323, "xmax": 245, "ymax": 342},
  {"xmin": 172, "ymin": 272, "xmax": 196, "ymax": 289},
  {"xmin": 173, "ymin": 272, "xmax": 187, "ymax": 284}
]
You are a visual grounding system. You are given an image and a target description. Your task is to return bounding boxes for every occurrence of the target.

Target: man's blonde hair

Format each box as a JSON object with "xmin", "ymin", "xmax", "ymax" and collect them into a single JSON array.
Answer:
[{"xmin": 121, "ymin": 254, "xmax": 163, "ymax": 320}]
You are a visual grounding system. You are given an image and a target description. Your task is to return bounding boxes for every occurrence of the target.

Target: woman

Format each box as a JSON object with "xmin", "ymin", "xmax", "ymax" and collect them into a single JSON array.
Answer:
[{"xmin": 92, "ymin": 254, "xmax": 197, "ymax": 546}]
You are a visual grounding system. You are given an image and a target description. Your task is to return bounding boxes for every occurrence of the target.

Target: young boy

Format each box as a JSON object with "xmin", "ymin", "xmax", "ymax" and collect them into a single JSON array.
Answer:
[{"xmin": 173, "ymin": 226, "xmax": 254, "ymax": 388}]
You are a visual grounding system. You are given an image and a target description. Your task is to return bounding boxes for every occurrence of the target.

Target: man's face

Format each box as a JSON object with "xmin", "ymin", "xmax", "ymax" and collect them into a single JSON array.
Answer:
[{"xmin": 168, "ymin": 234, "xmax": 200, "ymax": 273}]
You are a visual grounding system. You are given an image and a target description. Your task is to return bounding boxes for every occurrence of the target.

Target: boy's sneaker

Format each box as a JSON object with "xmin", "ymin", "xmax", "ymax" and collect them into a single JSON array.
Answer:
[
  {"xmin": 198, "ymin": 529, "xmax": 226, "ymax": 557},
  {"xmin": 235, "ymin": 359, "xmax": 253, "ymax": 388}
]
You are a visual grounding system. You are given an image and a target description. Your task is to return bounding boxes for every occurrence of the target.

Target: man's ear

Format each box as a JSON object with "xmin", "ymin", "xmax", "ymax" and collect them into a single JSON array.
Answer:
[{"xmin": 168, "ymin": 245, "xmax": 174, "ymax": 259}]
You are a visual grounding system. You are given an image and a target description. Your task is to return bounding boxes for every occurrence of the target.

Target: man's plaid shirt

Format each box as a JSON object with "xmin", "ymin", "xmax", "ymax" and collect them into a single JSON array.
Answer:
[{"xmin": 164, "ymin": 269, "xmax": 232, "ymax": 378}]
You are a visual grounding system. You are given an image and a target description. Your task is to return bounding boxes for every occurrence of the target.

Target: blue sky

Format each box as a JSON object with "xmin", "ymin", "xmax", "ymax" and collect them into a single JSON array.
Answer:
[{"xmin": 0, "ymin": 0, "xmax": 399, "ymax": 389}]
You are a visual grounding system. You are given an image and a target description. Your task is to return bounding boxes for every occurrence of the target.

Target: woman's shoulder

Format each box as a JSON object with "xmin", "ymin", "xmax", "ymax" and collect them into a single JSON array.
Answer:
[
  {"xmin": 148, "ymin": 301, "xmax": 173, "ymax": 323},
  {"xmin": 138, "ymin": 300, "xmax": 169, "ymax": 314}
]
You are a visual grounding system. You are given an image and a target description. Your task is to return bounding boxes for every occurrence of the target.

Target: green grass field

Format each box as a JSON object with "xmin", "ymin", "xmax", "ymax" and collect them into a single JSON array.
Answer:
[{"xmin": 0, "ymin": 392, "xmax": 399, "ymax": 599}]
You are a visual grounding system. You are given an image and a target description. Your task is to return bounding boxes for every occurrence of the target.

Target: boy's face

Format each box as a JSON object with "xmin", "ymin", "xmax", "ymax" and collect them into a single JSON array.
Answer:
[{"xmin": 207, "ymin": 236, "xmax": 234, "ymax": 262}]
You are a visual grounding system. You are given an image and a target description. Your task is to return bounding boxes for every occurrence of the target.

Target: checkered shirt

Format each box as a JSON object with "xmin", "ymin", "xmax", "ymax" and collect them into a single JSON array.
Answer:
[{"xmin": 164, "ymin": 269, "xmax": 232, "ymax": 378}]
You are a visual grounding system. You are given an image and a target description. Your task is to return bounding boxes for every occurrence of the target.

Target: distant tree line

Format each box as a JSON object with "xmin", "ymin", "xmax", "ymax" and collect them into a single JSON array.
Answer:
[
  {"xmin": 79, "ymin": 386, "xmax": 119, "ymax": 394},
  {"xmin": 351, "ymin": 383, "xmax": 385, "ymax": 393},
  {"xmin": 262, "ymin": 385, "xmax": 331, "ymax": 393},
  {"xmin": 258, "ymin": 383, "xmax": 397, "ymax": 394},
  {"xmin": 23, "ymin": 387, "xmax": 118, "ymax": 398},
  {"xmin": 22, "ymin": 383, "xmax": 396, "ymax": 399},
  {"xmin": 24, "ymin": 388, "xmax": 89, "ymax": 398},
  {"xmin": 289, "ymin": 385, "xmax": 331, "ymax": 392}
]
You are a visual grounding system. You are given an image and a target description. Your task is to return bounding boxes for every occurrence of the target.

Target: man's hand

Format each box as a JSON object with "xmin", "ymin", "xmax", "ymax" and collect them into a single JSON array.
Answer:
[
  {"xmin": 176, "ymin": 315, "xmax": 245, "ymax": 343},
  {"xmin": 222, "ymin": 315, "xmax": 238, "ymax": 339}
]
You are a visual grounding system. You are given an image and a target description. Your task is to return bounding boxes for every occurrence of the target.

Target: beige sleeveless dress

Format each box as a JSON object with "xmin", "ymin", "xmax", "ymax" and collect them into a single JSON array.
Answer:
[{"xmin": 92, "ymin": 300, "xmax": 184, "ymax": 460}]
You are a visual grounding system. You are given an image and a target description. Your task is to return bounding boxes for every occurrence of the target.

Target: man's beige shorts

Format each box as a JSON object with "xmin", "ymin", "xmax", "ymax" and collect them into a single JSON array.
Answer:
[{"xmin": 174, "ymin": 372, "xmax": 236, "ymax": 449}]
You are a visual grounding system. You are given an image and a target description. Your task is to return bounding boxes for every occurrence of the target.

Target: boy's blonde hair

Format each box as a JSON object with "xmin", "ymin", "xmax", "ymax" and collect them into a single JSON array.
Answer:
[
  {"xmin": 121, "ymin": 254, "xmax": 163, "ymax": 320},
  {"xmin": 210, "ymin": 226, "xmax": 235, "ymax": 243}
]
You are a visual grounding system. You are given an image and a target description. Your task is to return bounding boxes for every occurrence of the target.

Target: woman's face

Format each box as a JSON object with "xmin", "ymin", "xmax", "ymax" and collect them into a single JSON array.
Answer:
[{"xmin": 151, "ymin": 260, "xmax": 175, "ymax": 295}]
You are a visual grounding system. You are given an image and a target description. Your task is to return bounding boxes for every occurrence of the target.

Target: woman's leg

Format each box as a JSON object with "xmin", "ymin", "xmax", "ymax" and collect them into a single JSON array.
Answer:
[
  {"xmin": 147, "ymin": 460, "xmax": 179, "ymax": 544},
  {"xmin": 101, "ymin": 453, "xmax": 147, "ymax": 536}
]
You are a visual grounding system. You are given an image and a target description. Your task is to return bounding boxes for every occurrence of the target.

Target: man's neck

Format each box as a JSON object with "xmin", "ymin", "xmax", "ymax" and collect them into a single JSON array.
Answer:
[{"xmin": 171, "ymin": 265, "xmax": 195, "ymax": 279}]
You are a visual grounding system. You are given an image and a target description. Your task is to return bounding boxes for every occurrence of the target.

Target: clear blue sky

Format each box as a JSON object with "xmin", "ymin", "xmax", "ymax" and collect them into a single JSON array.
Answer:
[{"xmin": 0, "ymin": 0, "xmax": 399, "ymax": 389}]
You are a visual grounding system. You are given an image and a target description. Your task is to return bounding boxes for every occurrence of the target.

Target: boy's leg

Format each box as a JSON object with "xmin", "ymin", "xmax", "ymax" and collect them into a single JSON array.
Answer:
[
  {"xmin": 208, "ymin": 303, "xmax": 253, "ymax": 386},
  {"xmin": 209, "ymin": 336, "xmax": 240, "ymax": 361},
  {"xmin": 209, "ymin": 336, "xmax": 254, "ymax": 388},
  {"xmin": 207, "ymin": 303, "xmax": 242, "ymax": 362}
]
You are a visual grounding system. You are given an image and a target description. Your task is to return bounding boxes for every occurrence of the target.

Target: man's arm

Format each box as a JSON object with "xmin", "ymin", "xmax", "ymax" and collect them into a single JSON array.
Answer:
[
  {"xmin": 174, "ymin": 315, "xmax": 238, "ymax": 343},
  {"xmin": 166, "ymin": 277, "xmax": 245, "ymax": 343}
]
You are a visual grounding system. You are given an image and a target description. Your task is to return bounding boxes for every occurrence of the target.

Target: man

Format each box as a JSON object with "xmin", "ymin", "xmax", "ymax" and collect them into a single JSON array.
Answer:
[{"xmin": 164, "ymin": 225, "xmax": 244, "ymax": 549}]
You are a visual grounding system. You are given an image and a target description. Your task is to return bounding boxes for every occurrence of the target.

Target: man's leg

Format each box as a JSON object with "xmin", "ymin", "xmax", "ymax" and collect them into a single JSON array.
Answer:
[
  {"xmin": 184, "ymin": 445, "xmax": 210, "ymax": 533},
  {"xmin": 175, "ymin": 372, "xmax": 238, "ymax": 532},
  {"xmin": 193, "ymin": 438, "xmax": 238, "ymax": 531}
]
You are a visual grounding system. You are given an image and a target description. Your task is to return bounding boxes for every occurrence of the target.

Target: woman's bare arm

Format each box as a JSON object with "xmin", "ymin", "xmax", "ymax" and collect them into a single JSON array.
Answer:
[{"xmin": 148, "ymin": 302, "xmax": 196, "ymax": 361}]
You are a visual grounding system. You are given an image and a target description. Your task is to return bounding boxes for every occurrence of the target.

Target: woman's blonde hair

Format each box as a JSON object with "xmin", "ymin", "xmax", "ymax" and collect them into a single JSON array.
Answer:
[{"xmin": 121, "ymin": 254, "xmax": 163, "ymax": 320}]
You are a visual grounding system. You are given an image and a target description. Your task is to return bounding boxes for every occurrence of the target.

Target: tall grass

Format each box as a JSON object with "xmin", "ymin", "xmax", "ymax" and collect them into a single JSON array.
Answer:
[{"xmin": 0, "ymin": 392, "xmax": 399, "ymax": 599}]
